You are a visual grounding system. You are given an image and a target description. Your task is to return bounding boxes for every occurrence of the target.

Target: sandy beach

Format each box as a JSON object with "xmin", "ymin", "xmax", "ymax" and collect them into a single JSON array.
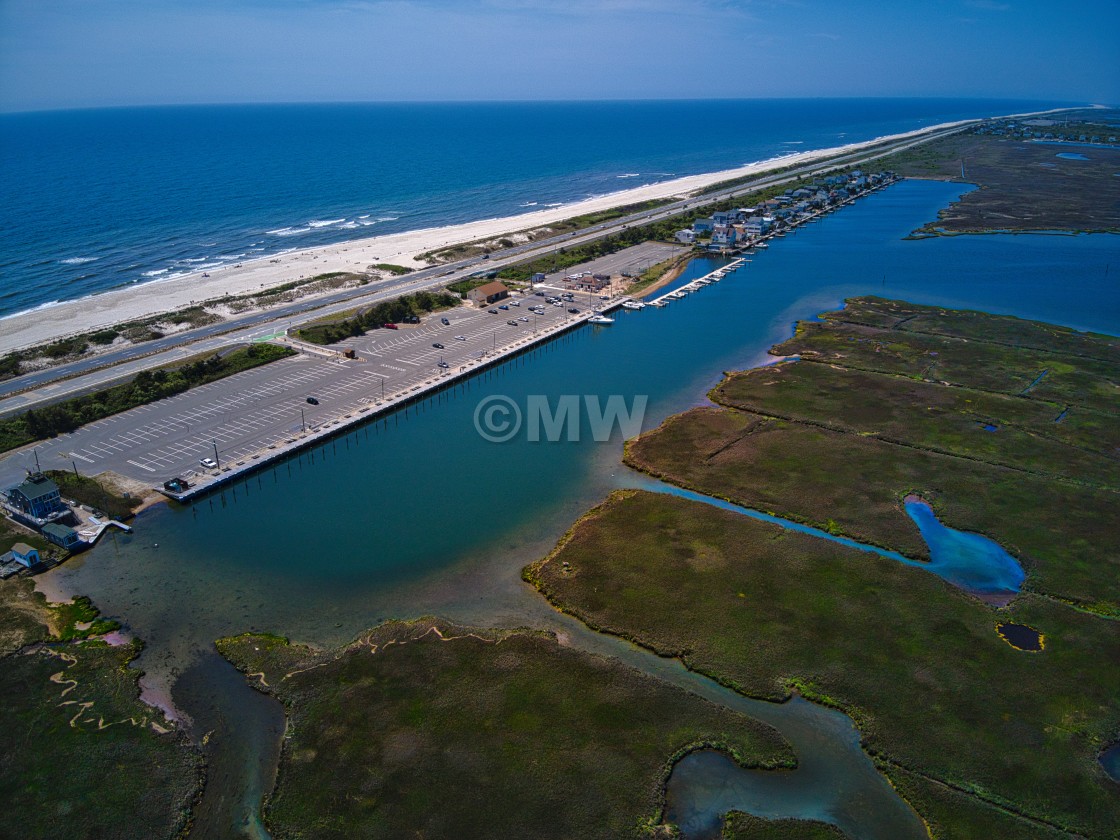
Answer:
[{"xmin": 0, "ymin": 118, "xmax": 977, "ymax": 354}]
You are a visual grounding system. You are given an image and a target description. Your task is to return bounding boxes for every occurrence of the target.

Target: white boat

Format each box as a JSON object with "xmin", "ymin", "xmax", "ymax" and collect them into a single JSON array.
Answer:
[
  {"xmin": 755, "ymin": 242, "xmax": 769, "ymax": 249},
  {"xmin": 621, "ymin": 300, "xmax": 644, "ymax": 310},
  {"xmin": 587, "ymin": 313, "xmax": 614, "ymax": 324}
]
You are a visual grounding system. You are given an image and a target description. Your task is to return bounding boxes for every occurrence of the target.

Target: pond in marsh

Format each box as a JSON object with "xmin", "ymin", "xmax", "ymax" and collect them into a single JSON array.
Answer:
[
  {"xmin": 995, "ymin": 622, "xmax": 1044, "ymax": 651},
  {"xmin": 903, "ymin": 497, "xmax": 1025, "ymax": 605}
]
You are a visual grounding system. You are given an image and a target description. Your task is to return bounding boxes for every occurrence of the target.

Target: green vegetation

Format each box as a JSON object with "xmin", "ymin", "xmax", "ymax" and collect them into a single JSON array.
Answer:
[
  {"xmin": 875, "ymin": 130, "xmax": 1120, "ymax": 234},
  {"xmin": 218, "ymin": 618, "xmax": 793, "ymax": 840},
  {"xmin": 0, "ymin": 578, "xmax": 201, "ymax": 838},
  {"xmin": 722, "ymin": 811, "xmax": 848, "ymax": 839},
  {"xmin": 371, "ymin": 263, "xmax": 413, "ymax": 275},
  {"xmin": 627, "ymin": 298, "xmax": 1120, "ymax": 614},
  {"xmin": 47, "ymin": 594, "xmax": 121, "ymax": 641},
  {"xmin": 0, "ymin": 343, "xmax": 295, "ymax": 453},
  {"xmin": 43, "ymin": 469, "xmax": 141, "ymax": 521},
  {"xmin": 297, "ymin": 289, "xmax": 458, "ymax": 345},
  {"xmin": 527, "ymin": 489, "xmax": 1120, "ymax": 838}
]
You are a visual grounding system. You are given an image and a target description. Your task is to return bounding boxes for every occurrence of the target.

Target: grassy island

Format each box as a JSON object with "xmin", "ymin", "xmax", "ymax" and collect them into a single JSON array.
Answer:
[
  {"xmin": 526, "ymin": 298, "xmax": 1119, "ymax": 837},
  {"xmin": 877, "ymin": 114, "xmax": 1120, "ymax": 235},
  {"xmin": 217, "ymin": 618, "xmax": 793, "ymax": 840},
  {"xmin": 0, "ymin": 578, "xmax": 202, "ymax": 839}
]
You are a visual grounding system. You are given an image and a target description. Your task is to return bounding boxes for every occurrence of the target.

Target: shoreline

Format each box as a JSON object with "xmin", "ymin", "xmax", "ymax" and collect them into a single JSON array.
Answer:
[{"xmin": 0, "ymin": 117, "xmax": 985, "ymax": 354}]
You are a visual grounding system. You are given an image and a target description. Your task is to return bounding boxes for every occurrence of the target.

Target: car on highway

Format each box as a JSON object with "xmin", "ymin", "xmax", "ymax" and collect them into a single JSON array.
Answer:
[
  {"xmin": 455, "ymin": 335, "xmax": 467, "ymax": 341},
  {"xmin": 200, "ymin": 457, "xmax": 218, "ymax": 469},
  {"xmin": 488, "ymin": 309, "xmax": 498, "ymax": 314},
  {"xmin": 383, "ymin": 322, "xmax": 398, "ymax": 329},
  {"xmin": 507, "ymin": 319, "xmax": 518, "ymax": 326},
  {"xmin": 441, "ymin": 317, "xmax": 450, "ymax": 325},
  {"xmin": 306, "ymin": 396, "xmax": 319, "ymax": 405},
  {"xmin": 568, "ymin": 307, "xmax": 580, "ymax": 314},
  {"xmin": 432, "ymin": 342, "xmax": 444, "ymax": 349}
]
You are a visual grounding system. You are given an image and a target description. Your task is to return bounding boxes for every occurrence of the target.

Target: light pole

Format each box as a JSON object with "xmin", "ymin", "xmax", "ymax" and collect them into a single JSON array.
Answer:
[
  {"xmin": 212, "ymin": 440, "xmax": 220, "ymax": 469},
  {"xmin": 300, "ymin": 408, "xmax": 306, "ymax": 432}
]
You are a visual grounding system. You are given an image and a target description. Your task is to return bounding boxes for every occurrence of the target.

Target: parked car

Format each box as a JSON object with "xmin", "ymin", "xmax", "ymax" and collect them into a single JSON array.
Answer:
[
  {"xmin": 518, "ymin": 316, "xmax": 529, "ymax": 322},
  {"xmin": 568, "ymin": 307, "xmax": 580, "ymax": 314},
  {"xmin": 404, "ymin": 315, "xmax": 420, "ymax": 324},
  {"xmin": 383, "ymin": 322, "xmax": 398, "ymax": 329},
  {"xmin": 535, "ymin": 291, "xmax": 546, "ymax": 297},
  {"xmin": 507, "ymin": 319, "xmax": 519, "ymax": 326},
  {"xmin": 432, "ymin": 343, "xmax": 444, "ymax": 349},
  {"xmin": 200, "ymin": 457, "xmax": 218, "ymax": 469},
  {"xmin": 437, "ymin": 361, "xmax": 450, "ymax": 368},
  {"xmin": 455, "ymin": 335, "xmax": 467, "ymax": 341},
  {"xmin": 509, "ymin": 300, "xmax": 521, "ymax": 307},
  {"xmin": 306, "ymin": 397, "xmax": 319, "ymax": 405},
  {"xmin": 488, "ymin": 309, "xmax": 498, "ymax": 314},
  {"xmin": 441, "ymin": 317, "xmax": 450, "ymax": 325},
  {"xmin": 499, "ymin": 304, "xmax": 509, "ymax": 310}
]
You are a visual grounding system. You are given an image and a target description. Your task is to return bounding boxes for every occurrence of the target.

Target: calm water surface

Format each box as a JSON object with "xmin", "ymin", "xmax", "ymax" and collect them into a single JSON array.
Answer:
[{"xmin": 41, "ymin": 180, "xmax": 1120, "ymax": 836}]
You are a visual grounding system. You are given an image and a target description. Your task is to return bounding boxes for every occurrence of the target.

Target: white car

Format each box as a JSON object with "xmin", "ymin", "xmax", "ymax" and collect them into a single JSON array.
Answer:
[
  {"xmin": 509, "ymin": 300, "xmax": 521, "ymax": 307},
  {"xmin": 200, "ymin": 457, "xmax": 218, "ymax": 469},
  {"xmin": 454, "ymin": 335, "xmax": 467, "ymax": 341}
]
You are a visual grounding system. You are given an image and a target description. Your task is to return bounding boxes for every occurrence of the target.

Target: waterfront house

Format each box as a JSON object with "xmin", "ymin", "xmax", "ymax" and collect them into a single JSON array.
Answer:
[
  {"xmin": 6, "ymin": 474, "xmax": 68, "ymax": 522},
  {"xmin": 6, "ymin": 543, "xmax": 39, "ymax": 568},
  {"xmin": 710, "ymin": 225, "xmax": 738, "ymax": 248},
  {"xmin": 467, "ymin": 281, "xmax": 510, "ymax": 306},
  {"xmin": 675, "ymin": 229, "xmax": 696, "ymax": 244},
  {"xmin": 42, "ymin": 522, "xmax": 80, "ymax": 550},
  {"xmin": 692, "ymin": 218, "xmax": 714, "ymax": 233}
]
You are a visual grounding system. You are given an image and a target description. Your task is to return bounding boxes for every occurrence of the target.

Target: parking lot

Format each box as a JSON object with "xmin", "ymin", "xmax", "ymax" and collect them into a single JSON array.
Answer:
[{"xmin": 0, "ymin": 294, "xmax": 590, "ymax": 489}]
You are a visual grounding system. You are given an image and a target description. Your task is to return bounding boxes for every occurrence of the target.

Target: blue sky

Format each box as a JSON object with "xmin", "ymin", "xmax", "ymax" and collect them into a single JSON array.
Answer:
[{"xmin": 1, "ymin": 0, "xmax": 1117, "ymax": 112}]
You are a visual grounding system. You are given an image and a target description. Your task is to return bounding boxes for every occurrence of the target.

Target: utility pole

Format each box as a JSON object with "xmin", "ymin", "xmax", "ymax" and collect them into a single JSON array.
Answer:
[
  {"xmin": 212, "ymin": 440, "xmax": 220, "ymax": 469},
  {"xmin": 301, "ymin": 408, "xmax": 306, "ymax": 432}
]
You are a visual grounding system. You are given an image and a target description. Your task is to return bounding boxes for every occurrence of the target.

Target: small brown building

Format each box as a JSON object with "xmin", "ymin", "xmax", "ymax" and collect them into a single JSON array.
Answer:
[{"xmin": 467, "ymin": 281, "xmax": 510, "ymax": 306}]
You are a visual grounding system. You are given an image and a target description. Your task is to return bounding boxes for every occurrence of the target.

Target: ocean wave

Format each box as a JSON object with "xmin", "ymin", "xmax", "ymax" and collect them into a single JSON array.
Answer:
[
  {"xmin": 142, "ymin": 268, "xmax": 170, "ymax": 277},
  {"xmin": 179, "ymin": 257, "xmax": 209, "ymax": 264},
  {"xmin": 308, "ymin": 218, "xmax": 345, "ymax": 228},
  {"xmin": 59, "ymin": 256, "xmax": 99, "ymax": 265},
  {"xmin": 339, "ymin": 221, "xmax": 360, "ymax": 229},
  {"xmin": 544, "ymin": 202, "xmax": 564, "ymax": 207},
  {"xmin": 3, "ymin": 299, "xmax": 64, "ymax": 319},
  {"xmin": 268, "ymin": 226, "xmax": 314, "ymax": 237},
  {"xmin": 519, "ymin": 202, "xmax": 538, "ymax": 207},
  {"xmin": 616, "ymin": 173, "xmax": 641, "ymax": 179},
  {"xmin": 781, "ymin": 140, "xmax": 805, "ymax": 145},
  {"xmin": 376, "ymin": 216, "xmax": 399, "ymax": 222},
  {"xmin": 358, "ymin": 214, "xmax": 371, "ymax": 219}
]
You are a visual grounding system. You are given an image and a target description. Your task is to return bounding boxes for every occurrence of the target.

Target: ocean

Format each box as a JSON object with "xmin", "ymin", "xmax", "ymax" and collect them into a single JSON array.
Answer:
[{"xmin": 0, "ymin": 97, "xmax": 1067, "ymax": 320}]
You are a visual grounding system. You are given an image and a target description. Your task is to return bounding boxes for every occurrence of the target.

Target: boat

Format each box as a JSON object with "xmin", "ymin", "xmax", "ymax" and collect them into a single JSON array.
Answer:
[
  {"xmin": 621, "ymin": 300, "xmax": 644, "ymax": 310},
  {"xmin": 587, "ymin": 313, "xmax": 614, "ymax": 324},
  {"xmin": 755, "ymin": 242, "xmax": 769, "ymax": 249}
]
